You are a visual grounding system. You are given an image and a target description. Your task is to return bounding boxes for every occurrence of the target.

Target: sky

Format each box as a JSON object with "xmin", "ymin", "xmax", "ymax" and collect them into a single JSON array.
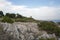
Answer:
[{"xmin": 0, "ymin": 0, "xmax": 60, "ymax": 20}]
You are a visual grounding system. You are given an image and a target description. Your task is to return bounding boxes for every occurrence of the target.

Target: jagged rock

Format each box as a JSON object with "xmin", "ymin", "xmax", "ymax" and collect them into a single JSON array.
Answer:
[
  {"xmin": 0, "ymin": 22, "xmax": 57, "ymax": 40},
  {"xmin": 1, "ymin": 22, "xmax": 40, "ymax": 40}
]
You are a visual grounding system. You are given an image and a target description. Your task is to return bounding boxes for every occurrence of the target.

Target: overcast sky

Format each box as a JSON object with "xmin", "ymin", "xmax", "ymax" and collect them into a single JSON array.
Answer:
[{"xmin": 0, "ymin": 0, "xmax": 60, "ymax": 20}]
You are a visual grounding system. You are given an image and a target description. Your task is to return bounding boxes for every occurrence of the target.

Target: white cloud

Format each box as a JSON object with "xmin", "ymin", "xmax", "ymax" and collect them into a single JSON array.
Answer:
[{"xmin": 0, "ymin": 0, "xmax": 60, "ymax": 20}]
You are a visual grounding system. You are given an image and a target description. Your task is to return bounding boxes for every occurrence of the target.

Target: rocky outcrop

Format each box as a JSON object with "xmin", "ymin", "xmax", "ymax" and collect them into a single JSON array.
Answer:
[
  {"xmin": 0, "ymin": 22, "xmax": 40, "ymax": 40},
  {"xmin": 0, "ymin": 22, "xmax": 57, "ymax": 40}
]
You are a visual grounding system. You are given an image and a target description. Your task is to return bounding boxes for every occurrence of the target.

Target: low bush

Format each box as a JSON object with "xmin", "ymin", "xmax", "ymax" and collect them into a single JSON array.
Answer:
[
  {"xmin": 38, "ymin": 21, "xmax": 60, "ymax": 37},
  {"xmin": 1, "ymin": 16, "xmax": 14, "ymax": 23}
]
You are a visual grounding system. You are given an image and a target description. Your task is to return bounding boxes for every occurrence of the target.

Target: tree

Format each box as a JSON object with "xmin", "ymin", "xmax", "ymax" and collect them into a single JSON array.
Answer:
[
  {"xmin": 5, "ymin": 13, "xmax": 10, "ymax": 17},
  {"xmin": 5, "ymin": 13, "xmax": 16, "ymax": 18},
  {"xmin": 16, "ymin": 14, "xmax": 23, "ymax": 18},
  {"xmin": 0, "ymin": 11, "xmax": 4, "ymax": 17},
  {"xmin": 10, "ymin": 13, "xmax": 16, "ymax": 18}
]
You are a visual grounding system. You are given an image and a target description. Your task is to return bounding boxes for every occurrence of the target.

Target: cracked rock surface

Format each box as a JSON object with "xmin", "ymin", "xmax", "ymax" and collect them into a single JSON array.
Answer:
[
  {"xmin": 0, "ymin": 22, "xmax": 56, "ymax": 40},
  {"xmin": 1, "ymin": 22, "xmax": 40, "ymax": 40}
]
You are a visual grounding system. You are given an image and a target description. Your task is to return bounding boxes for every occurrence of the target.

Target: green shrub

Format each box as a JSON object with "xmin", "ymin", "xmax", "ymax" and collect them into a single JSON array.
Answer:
[
  {"xmin": 15, "ymin": 17, "xmax": 35, "ymax": 22},
  {"xmin": 5, "ymin": 13, "xmax": 16, "ymax": 18},
  {"xmin": 15, "ymin": 18, "xmax": 26, "ymax": 22},
  {"xmin": 38, "ymin": 21, "xmax": 60, "ymax": 37},
  {"xmin": 47, "ymin": 38, "xmax": 56, "ymax": 40},
  {"xmin": 39, "ymin": 38, "xmax": 46, "ymax": 40},
  {"xmin": 2, "ymin": 16, "xmax": 14, "ymax": 23}
]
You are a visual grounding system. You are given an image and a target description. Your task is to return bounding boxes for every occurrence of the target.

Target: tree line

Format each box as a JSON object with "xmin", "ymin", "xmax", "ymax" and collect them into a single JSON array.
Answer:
[
  {"xmin": 0, "ymin": 11, "xmax": 34, "ymax": 23},
  {"xmin": 0, "ymin": 11, "xmax": 26, "ymax": 23},
  {"xmin": 0, "ymin": 11, "xmax": 23, "ymax": 18}
]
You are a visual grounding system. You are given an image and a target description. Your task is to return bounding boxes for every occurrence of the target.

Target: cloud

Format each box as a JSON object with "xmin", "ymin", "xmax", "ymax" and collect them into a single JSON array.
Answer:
[{"xmin": 0, "ymin": 0, "xmax": 60, "ymax": 20}]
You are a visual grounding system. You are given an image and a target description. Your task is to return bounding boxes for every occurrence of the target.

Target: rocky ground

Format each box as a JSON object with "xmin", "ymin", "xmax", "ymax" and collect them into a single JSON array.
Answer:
[{"xmin": 0, "ymin": 22, "xmax": 58, "ymax": 40}]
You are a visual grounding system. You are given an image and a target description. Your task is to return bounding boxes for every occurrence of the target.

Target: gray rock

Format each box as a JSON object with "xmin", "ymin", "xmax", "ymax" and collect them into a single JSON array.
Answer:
[{"xmin": 0, "ymin": 22, "xmax": 57, "ymax": 40}]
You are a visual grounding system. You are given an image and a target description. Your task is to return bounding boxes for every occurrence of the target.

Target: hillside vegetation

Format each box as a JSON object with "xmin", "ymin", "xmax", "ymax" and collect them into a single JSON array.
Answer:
[
  {"xmin": 0, "ymin": 11, "xmax": 60, "ymax": 40},
  {"xmin": 38, "ymin": 21, "xmax": 60, "ymax": 37},
  {"xmin": 0, "ymin": 11, "xmax": 36, "ymax": 23}
]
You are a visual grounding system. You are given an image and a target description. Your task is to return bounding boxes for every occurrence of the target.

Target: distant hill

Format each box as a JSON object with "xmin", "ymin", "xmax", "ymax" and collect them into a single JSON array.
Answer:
[{"xmin": 53, "ymin": 20, "xmax": 60, "ymax": 22}]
